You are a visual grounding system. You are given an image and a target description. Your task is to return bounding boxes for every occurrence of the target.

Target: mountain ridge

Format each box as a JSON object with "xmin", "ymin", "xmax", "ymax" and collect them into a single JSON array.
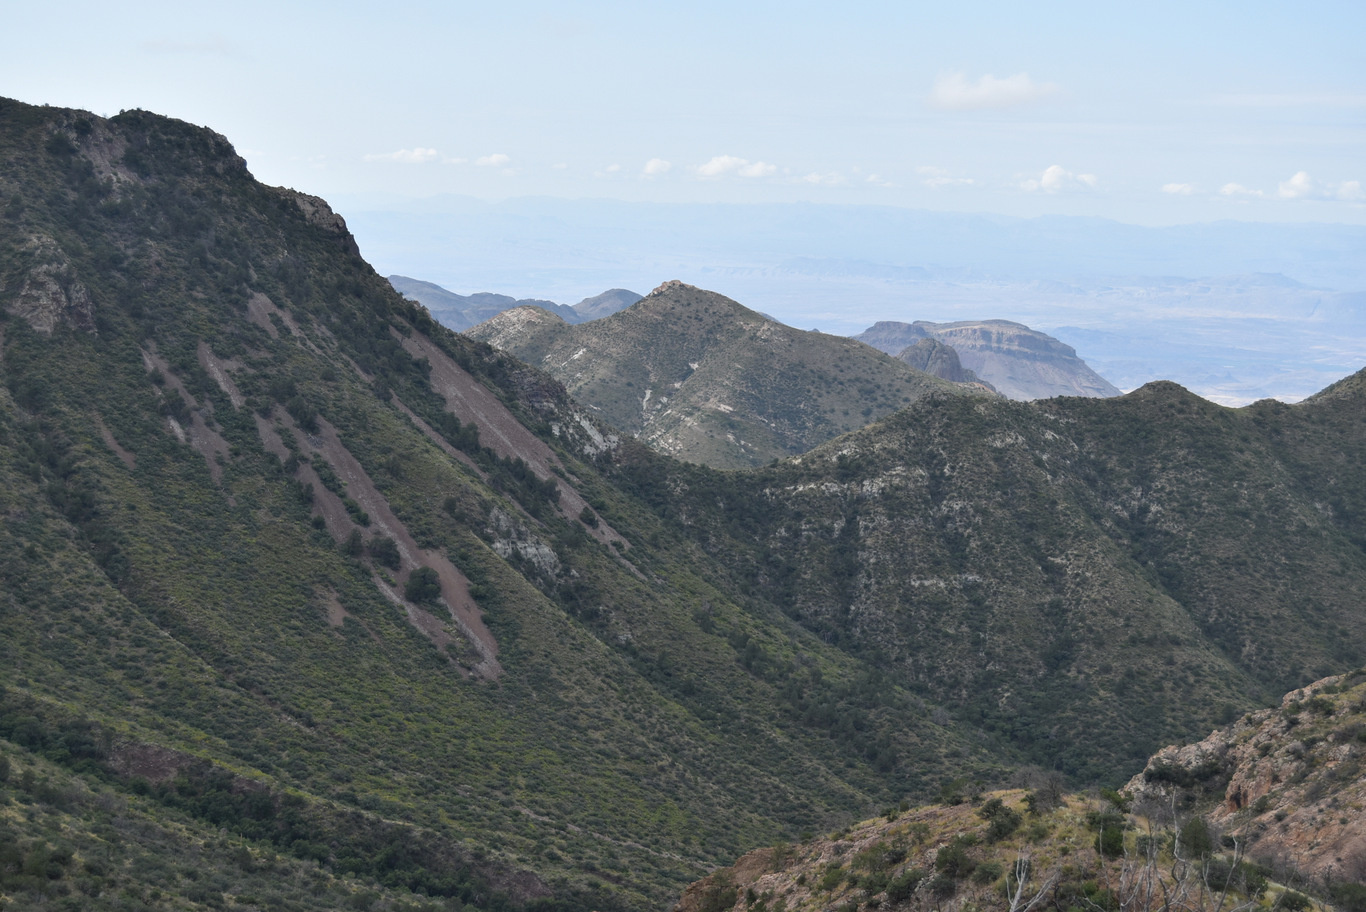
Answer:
[
  {"xmin": 3, "ymin": 95, "xmax": 1366, "ymax": 910},
  {"xmin": 390, "ymin": 274, "xmax": 640, "ymax": 331},
  {"xmin": 468, "ymin": 281, "xmax": 982, "ymax": 469}
]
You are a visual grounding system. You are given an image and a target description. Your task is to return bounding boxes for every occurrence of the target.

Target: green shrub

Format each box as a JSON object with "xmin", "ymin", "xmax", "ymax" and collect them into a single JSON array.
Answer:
[
  {"xmin": 1280, "ymin": 890, "xmax": 1311, "ymax": 912},
  {"xmin": 369, "ymin": 536, "xmax": 400, "ymax": 570},
  {"xmin": 1176, "ymin": 817, "xmax": 1213, "ymax": 860},
  {"xmin": 884, "ymin": 868, "xmax": 924, "ymax": 903},
  {"xmin": 404, "ymin": 567, "xmax": 441, "ymax": 604},
  {"xmin": 971, "ymin": 861, "xmax": 1002, "ymax": 885}
]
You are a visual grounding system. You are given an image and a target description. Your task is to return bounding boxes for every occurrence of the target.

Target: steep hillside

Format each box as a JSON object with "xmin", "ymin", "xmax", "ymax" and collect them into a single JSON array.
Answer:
[
  {"xmin": 1127, "ymin": 669, "xmax": 1366, "ymax": 887},
  {"xmin": 0, "ymin": 98, "xmax": 994, "ymax": 910},
  {"xmin": 468, "ymin": 282, "xmax": 977, "ymax": 469},
  {"xmin": 675, "ymin": 673, "xmax": 1366, "ymax": 912},
  {"xmin": 856, "ymin": 319, "xmax": 1121, "ymax": 400},
  {"xmin": 608, "ymin": 372, "xmax": 1366, "ymax": 783},
  {"xmin": 4, "ymin": 95, "xmax": 1366, "ymax": 911}
]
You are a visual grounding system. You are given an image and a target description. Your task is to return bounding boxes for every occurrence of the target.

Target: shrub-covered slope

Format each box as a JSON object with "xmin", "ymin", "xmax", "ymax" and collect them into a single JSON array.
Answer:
[
  {"xmin": 3, "ymin": 95, "xmax": 1365, "ymax": 911},
  {"xmin": 0, "ymin": 98, "xmax": 991, "ymax": 910},
  {"xmin": 467, "ymin": 282, "xmax": 976, "ymax": 469},
  {"xmin": 605, "ymin": 374, "xmax": 1366, "ymax": 784},
  {"xmin": 676, "ymin": 674, "xmax": 1366, "ymax": 912}
]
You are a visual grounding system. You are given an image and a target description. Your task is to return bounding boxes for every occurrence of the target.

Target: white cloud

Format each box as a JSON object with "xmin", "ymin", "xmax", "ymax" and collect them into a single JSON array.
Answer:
[
  {"xmin": 475, "ymin": 153, "xmax": 511, "ymax": 167},
  {"xmin": 918, "ymin": 166, "xmax": 975, "ymax": 189},
  {"xmin": 800, "ymin": 171, "xmax": 847, "ymax": 186},
  {"xmin": 363, "ymin": 147, "xmax": 439, "ymax": 164},
  {"xmin": 1278, "ymin": 171, "xmax": 1315, "ymax": 199},
  {"xmin": 696, "ymin": 155, "xmax": 777, "ymax": 179},
  {"xmin": 1021, "ymin": 165, "xmax": 1096, "ymax": 193},
  {"xmin": 697, "ymin": 155, "xmax": 746, "ymax": 177},
  {"xmin": 605, "ymin": 163, "xmax": 622, "ymax": 173},
  {"xmin": 738, "ymin": 160, "xmax": 777, "ymax": 178},
  {"xmin": 1162, "ymin": 182, "xmax": 1196, "ymax": 195},
  {"xmin": 551, "ymin": 162, "xmax": 569, "ymax": 170},
  {"xmin": 643, "ymin": 158, "xmax": 672, "ymax": 176},
  {"xmin": 930, "ymin": 72, "xmax": 1058, "ymax": 111},
  {"xmin": 865, "ymin": 174, "xmax": 895, "ymax": 188},
  {"xmin": 1220, "ymin": 182, "xmax": 1264, "ymax": 198},
  {"xmin": 1274, "ymin": 171, "xmax": 1364, "ymax": 202}
]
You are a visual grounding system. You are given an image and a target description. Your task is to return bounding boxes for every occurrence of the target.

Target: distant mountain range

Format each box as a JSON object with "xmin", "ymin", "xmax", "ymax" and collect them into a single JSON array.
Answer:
[
  {"xmin": 855, "ymin": 319, "xmax": 1121, "ymax": 400},
  {"xmin": 388, "ymin": 274, "xmax": 639, "ymax": 330},
  {"xmin": 340, "ymin": 197, "xmax": 1366, "ymax": 404}
]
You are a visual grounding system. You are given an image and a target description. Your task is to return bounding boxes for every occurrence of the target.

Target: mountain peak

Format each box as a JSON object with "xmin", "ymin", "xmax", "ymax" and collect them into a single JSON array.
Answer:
[{"xmin": 648, "ymin": 278, "xmax": 702, "ymax": 296}]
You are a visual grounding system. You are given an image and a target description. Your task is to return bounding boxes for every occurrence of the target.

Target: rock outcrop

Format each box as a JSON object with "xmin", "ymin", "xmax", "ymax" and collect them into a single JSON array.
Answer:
[
  {"xmin": 6, "ymin": 235, "xmax": 96, "ymax": 334},
  {"xmin": 896, "ymin": 337, "xmax": 995, "ymax": 390},
  {"xmin": 1125, "ymin": 670, "xmax": 1366, "ymax": 884}
]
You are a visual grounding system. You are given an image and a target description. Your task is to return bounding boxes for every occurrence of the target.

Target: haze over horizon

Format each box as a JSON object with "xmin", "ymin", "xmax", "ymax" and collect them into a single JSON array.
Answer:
[{"xmin": 6, "ymin": 0, "xmax": 1364, "ymax": 404}]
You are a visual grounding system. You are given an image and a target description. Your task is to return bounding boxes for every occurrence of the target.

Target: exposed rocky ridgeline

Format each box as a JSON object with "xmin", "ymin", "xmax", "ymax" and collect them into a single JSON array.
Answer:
[
  {"xmin": 676, "ymin": 675, "xmax": 1366, "ymax": 912},
  {"xmin": 390, "ymin": 274, "xmax": 640, "ymax": 331},
  {"xmin": 1126, "ymin": 669, "xmax": 1366, "ymax": 887},
  {"xmin": 856, "ymin": 319, "xmax": 1121, "ymax": 400},
  {"xmin": 468, "ymin": 281, "xmax": 978, "ymax": 468}
]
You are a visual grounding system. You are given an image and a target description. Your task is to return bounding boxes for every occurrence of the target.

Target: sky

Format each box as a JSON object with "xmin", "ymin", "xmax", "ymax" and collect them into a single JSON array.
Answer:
[{"xmin": 5, "ymin": 0, "xmax": 1365, "ymax": 226}]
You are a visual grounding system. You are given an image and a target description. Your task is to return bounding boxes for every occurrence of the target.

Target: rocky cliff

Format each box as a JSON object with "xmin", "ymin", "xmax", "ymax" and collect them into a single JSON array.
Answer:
[{"xmin": 856, "ymin": 319, "xmax": 1121, "ymax": 400}]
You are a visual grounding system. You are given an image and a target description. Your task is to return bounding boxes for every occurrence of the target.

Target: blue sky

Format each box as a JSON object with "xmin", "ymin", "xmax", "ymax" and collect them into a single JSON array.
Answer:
[{"xmin": 7, "ymin": 0, "xmax": 1364, "ymax": 225}]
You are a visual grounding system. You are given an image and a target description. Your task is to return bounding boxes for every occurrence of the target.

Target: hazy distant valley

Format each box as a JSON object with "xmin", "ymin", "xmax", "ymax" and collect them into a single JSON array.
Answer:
[{"xmin": 346, "ymin": 197, "xmax": 1366, "ymax": 406}]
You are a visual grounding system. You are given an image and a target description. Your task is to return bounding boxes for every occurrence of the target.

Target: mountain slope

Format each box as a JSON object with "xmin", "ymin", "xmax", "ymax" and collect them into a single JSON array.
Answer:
[
  {"xmin": 4, "ymin": 96, "xmax": 1366, "ymax": 910},
  {"xmin": 468, "ymin": 281, "xmax": 979, "ymax": 469},
  {"xmin": 896, "ymin": 337, "xmax": 994, "ymax": 390},
  {"xmin": 675, "ymin": 673, "xmax": 1366, "ymax": 912},
  {"xmin": 856, "ymin": 319, "xmax": 1121, "ymax": 400},
  {"xmin": 606, "ymin": 371, "xmax": 1366, "ymax": 783},
  {"xmin": 0, "ymin": 98, "xmax": 994, "ymax": 910},
  {"xmin": 1126, "ymin": 668, "xmax": 1366, "ymax": 886}
]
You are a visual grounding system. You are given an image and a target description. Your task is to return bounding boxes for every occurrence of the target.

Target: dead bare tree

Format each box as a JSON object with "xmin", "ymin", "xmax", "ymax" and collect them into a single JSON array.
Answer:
[{"xmin": 1005, "ymin": 853, "xmax": 1058, "ymax": 912}]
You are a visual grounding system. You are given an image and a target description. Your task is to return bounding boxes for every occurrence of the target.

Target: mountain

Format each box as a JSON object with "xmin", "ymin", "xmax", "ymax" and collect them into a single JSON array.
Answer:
[
  {"xmin": 895, "ymin": 338, "xmax": 994, "ymax": 390},
  {"xmin": 389, "ymin": 275, "xmax": 640, "ymax": 331},
  {"xmin": 855, "ymin": 319, "xmax": 1121, "ymax": 400},
  {"xmin": 466, "ymin": 282, "xmax": 979, "ymax": 469},
  {"xmin": 574, "ymin": 287, "xmax": 644, "ymax": 320},
  {"xmin": 388, "ymin": 274, "xmax": 576, "ymax": 328},
  {"xmin": 0, "ymin": 98, "xmax": 991, "ymax": 911},
  {"xmin": 4, "ymin": 96, "xmax": 1366, "ymax": 910},
  {"xmin": 674, "ymin": 671, "xmax": 1366, "ymax": 912},
  {"xmin": 608, "ymin": 372, "xmax": 1366, "ymax": 783}
]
